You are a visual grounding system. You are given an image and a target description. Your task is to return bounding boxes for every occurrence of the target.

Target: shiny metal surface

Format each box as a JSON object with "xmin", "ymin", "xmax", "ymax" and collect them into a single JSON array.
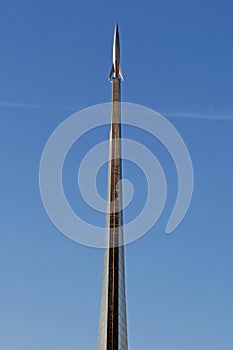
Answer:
[
  {"xmin": 109, "ymin": 23, "xmax": 124, "ymax": 81},
  {"xmin": 97, "ymin": 76, "xmax": 128, "ymax": 349}
]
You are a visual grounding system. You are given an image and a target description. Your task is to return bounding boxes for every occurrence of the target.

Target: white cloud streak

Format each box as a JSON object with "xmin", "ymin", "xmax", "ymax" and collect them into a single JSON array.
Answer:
[
  {"xmin": 0, "ymin": 102, "xmax": 74, "ymax": 110},
  {"xmin": 0, "ymin": 101, "xmax": 232, "ymax": 121},
  {"xmin": 165, "ymin": 112, "xmax": 233, "ymax": 121}
]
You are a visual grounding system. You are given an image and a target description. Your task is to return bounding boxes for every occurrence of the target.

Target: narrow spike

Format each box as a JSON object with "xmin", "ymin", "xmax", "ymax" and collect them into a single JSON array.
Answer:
[
  {"xmin": 109, "ymin": 23, "xmax": 124, "ymax": 80},
  {"xmin": 98, "ymin": 23, "xmax": 128, "ymax": 350}
]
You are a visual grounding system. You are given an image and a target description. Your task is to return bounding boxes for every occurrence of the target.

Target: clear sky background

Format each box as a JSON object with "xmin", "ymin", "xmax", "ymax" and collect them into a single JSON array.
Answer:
[{"xmin": 1, "ymin": 0, "xmax": 233, "ymax": 349}]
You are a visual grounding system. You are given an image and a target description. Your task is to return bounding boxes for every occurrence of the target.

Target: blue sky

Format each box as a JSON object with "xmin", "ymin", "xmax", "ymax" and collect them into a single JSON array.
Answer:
[{"xmin": 1, "ymin": 0, "xmax": 233, "ymax": 349}]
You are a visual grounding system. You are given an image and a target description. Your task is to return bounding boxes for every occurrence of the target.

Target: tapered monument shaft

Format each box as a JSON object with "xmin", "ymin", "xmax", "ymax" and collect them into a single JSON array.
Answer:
[{"xmin": 98, "ymin": 24, "xmax": 128, "ymax": 350}]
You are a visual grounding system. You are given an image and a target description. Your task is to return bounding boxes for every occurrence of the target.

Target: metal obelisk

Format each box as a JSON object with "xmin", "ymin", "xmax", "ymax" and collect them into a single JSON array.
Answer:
[{"xmin": 98, "ymin": 23, "xmax": 128, "ymax": 350}]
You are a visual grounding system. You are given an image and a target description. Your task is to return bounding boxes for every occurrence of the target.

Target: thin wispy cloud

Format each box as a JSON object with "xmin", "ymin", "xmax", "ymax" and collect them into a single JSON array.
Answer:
[
  {"xmin": 0, "ymin": 101, "xmax": 232, "ymax": 121},
  {"xmin": 165, "ymin": 112, "xmax": 233, "ymax": 121},
  {"xmin": 0, "ymin": 101, "xmax": 75, "ymax": 110}
]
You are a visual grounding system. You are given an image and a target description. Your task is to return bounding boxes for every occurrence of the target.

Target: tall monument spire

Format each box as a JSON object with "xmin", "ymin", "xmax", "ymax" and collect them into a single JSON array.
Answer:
[{"xmin": 98, "ymin": 23, "xmax": 128, "ymax": 350}]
